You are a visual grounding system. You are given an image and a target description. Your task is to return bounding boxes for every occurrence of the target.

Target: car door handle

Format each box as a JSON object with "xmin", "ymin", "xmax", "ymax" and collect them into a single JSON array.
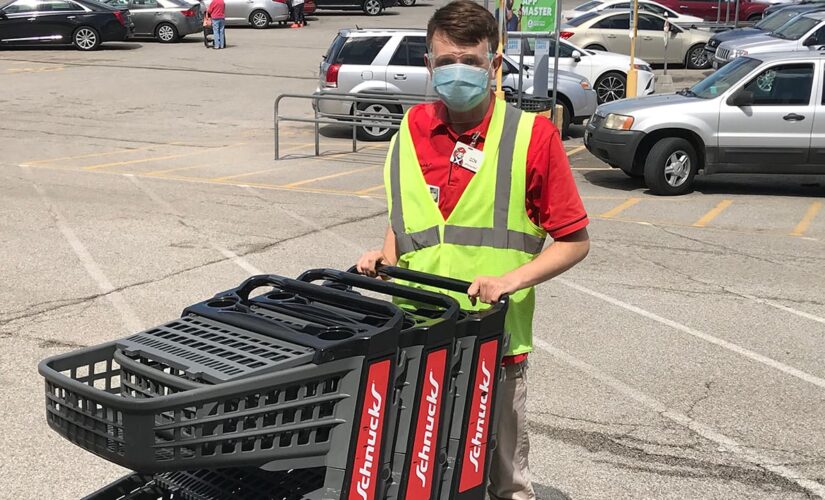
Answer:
[
  {"xmin": 783, "ymin": 113, "xmax": 805, "ymax": 122},
  {"xmin": 27, "ymin": 17, "xmax": 36, "ymax": 21},
  {"xmin": 393, "ymin": 74, "xmax": 407, "ymax": 80},
  {"xmin": 66, "ymin": 15, "xmax": 76, "ymax": 18},
  {"xmin": 679, "ymin": 5, "xmax": 688, "ymax": 8},
  {"xmin": 606, "ymin": 34, "xmax": 616, "ymax": 38},
  {"xmin": 643, "ymin": 36, "xmax": 653, "ymax": 40}
]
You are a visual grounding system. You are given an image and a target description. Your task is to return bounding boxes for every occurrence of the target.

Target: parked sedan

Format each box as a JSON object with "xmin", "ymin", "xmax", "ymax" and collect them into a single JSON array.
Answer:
[
  {"xmin": 562, "ymin": 0, "xmax": 703, "ymax": 25},
  {"xmin": 585, "ymin": 51, "xmax": 825, "ymax": 195},
  {"xmin": 562, "ymin": 10, "xmax": 713, "ymax": 68},
  {"xmin": 515, "ymin": 37, "xmax": 656, "ymax": 102},
  {"xmin": 714, "ymin": 11, "xmax": 825, "ymax": 67},
  {"xmin": 313, "ymin": 0, "xmax": 398, "ymax": 16},
  {"xmin": 704, "ymin": 4, "xmax": 825, "ymax": 58},
  {"xmin": 102, "ymin": 0, "xmax": 200, "ymax": 42},
  {"xmin": 203, "ymin": 0, "xmax": 287, "ymax": 28},
  {"xmin": 653, "ymin": 0, "xmax": 769, "ymax": 23},
  {"xmin": 0, "ymin": 0, "xmax": 131, "ymax": 50}
]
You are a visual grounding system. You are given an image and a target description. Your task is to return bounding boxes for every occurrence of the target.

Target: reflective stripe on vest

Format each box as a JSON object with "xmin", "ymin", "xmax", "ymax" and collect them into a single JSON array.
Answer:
[{"xmin": 389, "ymin": 104, "xmax": 545, "ymax": 256}]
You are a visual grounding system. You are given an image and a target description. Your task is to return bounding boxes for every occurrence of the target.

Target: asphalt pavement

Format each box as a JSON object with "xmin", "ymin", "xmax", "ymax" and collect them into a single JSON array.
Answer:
[{"xmin": 1, "ymin": 2, "xmax": 824, "ymax": 499}]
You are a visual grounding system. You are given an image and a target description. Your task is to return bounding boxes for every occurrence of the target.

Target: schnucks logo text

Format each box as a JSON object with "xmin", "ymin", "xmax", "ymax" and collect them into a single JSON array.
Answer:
[
  {"xmin": 349, "ymin": 359, "xmax": 390, "ymax": 500},
  {"xmin": 459, "ymin": 339, "xmax": 498, "ymax": 493},
  {"xmin": 405, "ymin": 348, "xmax": 447, "ymax": 499}
]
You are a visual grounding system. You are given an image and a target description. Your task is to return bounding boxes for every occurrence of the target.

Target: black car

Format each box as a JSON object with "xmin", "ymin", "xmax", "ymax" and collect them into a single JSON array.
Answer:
[
  {"xmin": 313, "ymin": 0, "xmax": 398, "ymax": 16},
  {"xmin": 0, "ymin": 0, "xmax": 132, "ymax": 51},
  {"xmin": 705, "ymin": 3, "xmax": 825, "ymax": 57}
]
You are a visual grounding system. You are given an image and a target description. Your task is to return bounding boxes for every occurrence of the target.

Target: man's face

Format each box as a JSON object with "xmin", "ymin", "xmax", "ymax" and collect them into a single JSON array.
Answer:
[{"xmin": 425, "ymin": 30, "xmax": 502, "ymax": 79}]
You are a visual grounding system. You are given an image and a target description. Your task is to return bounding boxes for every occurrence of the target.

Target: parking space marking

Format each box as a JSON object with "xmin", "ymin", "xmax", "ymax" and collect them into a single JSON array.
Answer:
[
  {"xmin": 81, "ymin": 143, "xmax": 246, "ymax": 171},
  {"xmin": 533, "ymin": 336, "xmax": 825, "ymax": 499},
  {"xmin": 556, "ymin": 277, "xmax": 825, "ymax": 390},
  {"xmin": 7, "ymin": 65, "xmax": 64, "ymax": 74},
  {"xmin": 19, "ymin": 143, "xmax": 180, "ymax": 167},
  {"xmin": 566, "ymin": 145, "xmax": 587, "ymax": 157},
  {"xmin": 600, "ymin": 197, "xmax": 641, "ymax": 218},
  {"xmin": 356, "ymin": 184, "xmax": 385, "ymax": 195},
  {"xmin": 692, "ymin": 199, "xmax": 733, "ymax": 228},
  {"xmin": 144, "ymin": 164, "xmax": 210, "ymax": 176},
  {"xmin": 791, "ymin": 201, "xmax": 823, "ymax": 237},
  {"xmin": 280, "ymin": 165, "xmax": 381, "ymax": 188}
]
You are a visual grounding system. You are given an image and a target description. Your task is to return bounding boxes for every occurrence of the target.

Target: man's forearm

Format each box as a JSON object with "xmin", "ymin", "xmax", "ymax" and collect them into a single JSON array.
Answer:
[
  {"xmin": 505, "ymin": 228, "xmax": 590, "ymax": 290},
  {"xmin": 381, "ymin": 225, "xmax": 399, "ymax": 266}
]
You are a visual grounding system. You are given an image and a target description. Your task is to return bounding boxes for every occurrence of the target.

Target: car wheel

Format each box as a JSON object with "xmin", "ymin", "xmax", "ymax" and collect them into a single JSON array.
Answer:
[
  {"xmin": 585, "ymin": 44, "xmax": 606, "ymax": 51},
  {"xmin": 643, "ymin": 137, "xmax": 698, "ymax": 195},
  {"xmin": 250, "ymin": 9, "xmax": 271, "ymax": 29},
  {"xmin": 362, "ymin": 0, "xmax": 383, "ymax": 16},
  {"xmin": 73, "ymin": 26, "xmax": 100, "ymax": 51},
  {"xmin": 747, "ymin": 13, "xmax": 762, "ymax": 22},
  {"xmin": 595, "ymin": 71, "xmax": 626, "ymax": 103},
  {"xmin": 355, "ymin": 102, "xmax": 398, "ymax": 141},
  {"xmin": 156, "ymin": 22, "xmax": 179, "ymax": 43},
  {"xmin": 399, "ymin": 0, "xmax": 415, "ymax": 5},
  {"xmin": 686, "ymin": 44, "xmax": 711, "ymax": 69}
]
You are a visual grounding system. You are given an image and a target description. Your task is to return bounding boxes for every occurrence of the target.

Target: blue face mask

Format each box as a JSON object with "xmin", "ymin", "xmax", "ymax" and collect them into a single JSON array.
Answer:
[{"xmin": 432, "ymin": 63, "xmax": 491, "ymax": 112}]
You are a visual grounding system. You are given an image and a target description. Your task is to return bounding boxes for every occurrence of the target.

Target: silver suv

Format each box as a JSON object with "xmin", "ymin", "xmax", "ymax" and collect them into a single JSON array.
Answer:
[
  {"xmin": 585, "ymin": 51, "xmax": 825, "ymax": 195},
  {"xmin": 315, "ymin": 28, "xmax": 598, "ymax": 140}
]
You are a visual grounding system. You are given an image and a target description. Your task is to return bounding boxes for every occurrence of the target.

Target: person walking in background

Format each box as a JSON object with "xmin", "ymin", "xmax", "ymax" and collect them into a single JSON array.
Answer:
[
  {"xmin": 207, "ymin": 0, "xmax": 226, "ymax": 49},
  {"xmin": 290, "ymin": 0, "xmax": 305, "ymax": 28}
]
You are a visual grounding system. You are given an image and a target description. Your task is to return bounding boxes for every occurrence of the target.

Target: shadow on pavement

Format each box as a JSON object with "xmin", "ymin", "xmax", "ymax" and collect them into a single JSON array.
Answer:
[{"xmin": 534, "ymin": 482, "xmax": 574, "ymax": 500}]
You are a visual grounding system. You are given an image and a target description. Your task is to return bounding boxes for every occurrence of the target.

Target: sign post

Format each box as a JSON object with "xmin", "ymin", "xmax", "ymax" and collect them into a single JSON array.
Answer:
[
  {"xmin": 663, "ymin": 17, "xmax": 670, "ymax": 76},
  {"xmin": 520, "ymin": 0, "xmax": 558, "ymax": 111}
]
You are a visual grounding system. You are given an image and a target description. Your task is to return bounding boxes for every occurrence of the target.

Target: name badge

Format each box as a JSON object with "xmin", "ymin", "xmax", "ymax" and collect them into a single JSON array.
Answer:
[
  {"xmin": 450, "ymin": 141, "xmax": 484, "ymax": 173},
  {"xmin": 427, "ymin": 184, "xmax": 440, "ymax": 204}
]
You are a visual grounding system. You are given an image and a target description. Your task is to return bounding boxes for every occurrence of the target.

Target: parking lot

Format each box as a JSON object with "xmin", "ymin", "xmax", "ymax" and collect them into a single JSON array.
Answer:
[{"xmin": 2, "ymin": 1, "xmax": 825, "ymax": 499}]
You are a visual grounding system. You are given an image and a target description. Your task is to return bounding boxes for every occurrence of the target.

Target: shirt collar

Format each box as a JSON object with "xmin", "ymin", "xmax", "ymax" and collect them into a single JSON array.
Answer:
[{"xmin": 431, "ymin": 93, "xmax": 496, "ymax": 143}]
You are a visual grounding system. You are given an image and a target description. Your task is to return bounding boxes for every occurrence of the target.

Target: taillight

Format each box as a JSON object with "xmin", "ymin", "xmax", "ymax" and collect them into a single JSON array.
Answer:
[
  {"xmin": 560, "ymin": 31, "xmax": 574, "ymax": 39},
  {"xmin": 273, "ymin": 0, "xmax": 287, "ymax": 3},
  {"xmin": 325, "ymin": 63, "xmax": 341, "ymax": 88},
  {"xmin": 113, "ymin": 10, "xmax": 126, "ymax": 26},
  {"xmin": 181, "ymin": 7, "xmax": 196, "ymax": 16}
]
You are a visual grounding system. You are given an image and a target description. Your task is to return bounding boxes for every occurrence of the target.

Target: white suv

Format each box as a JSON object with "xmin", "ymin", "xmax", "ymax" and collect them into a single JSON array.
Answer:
[
  {"xmin": 714, "ymin": 11, "xmax": 825, "ymax": 67},
  {"xmin": 316, "ymin": 28, "xmax": 598, "ymax": 140}
]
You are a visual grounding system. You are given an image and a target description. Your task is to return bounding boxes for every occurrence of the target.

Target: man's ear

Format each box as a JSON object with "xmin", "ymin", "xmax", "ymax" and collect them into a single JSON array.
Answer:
[
  {"xmin": 491, "ymin": 51, "xmax": 503, "ymax": 73},
  {"xmin": 424, "ymin": 52, "xmax": 434, "ymax": 77}
]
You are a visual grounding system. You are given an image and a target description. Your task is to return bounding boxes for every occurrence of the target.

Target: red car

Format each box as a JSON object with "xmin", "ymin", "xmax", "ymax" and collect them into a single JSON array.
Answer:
[{"xmin": 652, "ymin": 0, "xmax": 769, "ymax": 23}]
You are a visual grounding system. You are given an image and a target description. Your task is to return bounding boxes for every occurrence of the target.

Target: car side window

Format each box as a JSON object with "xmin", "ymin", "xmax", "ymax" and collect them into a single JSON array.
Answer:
[
  {"xmin": 334, "ymin": 36, "xmax": 390, "ymax": 65},
  {"xmin": 643, "ymin": 3, "xmax": 667, "ymax": 15},
  {"xmin": 743, "ymin": 64, "xmax": 814, "ymax": 106},
  {"xmin": 593, "ymin": 15, "xmax": 629, "ymax": 29},
  {"xmin": 130, "ymin": 0, "xmax": 159, "ymax": 8},
  {"xmin": 609, "ymin": 2, "xmax": 630, "ymax": 8},
  {"xmin": 389, "ymin": 36, "xmax": 427, "ymax": 67},
  {"xmin": 106, "ymin": 0, "xmax": 129, "ymax": 6},
  {"xmin": 3, "ymin": 0, "xmax": 39, "ymax": 13},
  {"xmin": 811, "ymin": 26, "xmax": 825, "ymax": 45},
  {"xmin": 638, "ymin": 13, "xmax": 665, "ymax": 31},
  {"xmin": 38, "ymin": 0, "xmax": 81, "ymax": 11}
]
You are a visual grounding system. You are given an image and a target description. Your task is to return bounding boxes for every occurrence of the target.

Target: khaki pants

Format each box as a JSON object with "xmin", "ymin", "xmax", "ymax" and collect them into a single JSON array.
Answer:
[{"xmin": 488, "ymin": 361, "xmax": 535, "ymax": 500}]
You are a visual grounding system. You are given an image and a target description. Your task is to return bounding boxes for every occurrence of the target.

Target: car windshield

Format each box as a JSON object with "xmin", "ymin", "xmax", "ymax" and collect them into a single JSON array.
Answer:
[
  {"xmin": 771, "ymin": 16, "xmax": 820, "ymax": 40},
  {"xmin": 756, "ymin": 9, "xmax": 802, "ymax": 31},
  {"xmin": 575, "ymin": 0, "xmax": 602, "ymax": 11},
  {"xmin": 568, "ymin": 11, "xmax": 601, "ymax": 26},
  {"xmin": 689, "ymin": 57, "xmax": 761, "ymax": 98}
]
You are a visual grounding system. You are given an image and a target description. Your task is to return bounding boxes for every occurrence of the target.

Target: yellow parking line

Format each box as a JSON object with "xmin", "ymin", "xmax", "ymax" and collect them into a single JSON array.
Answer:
[
  {"xmin": 692, "ymin": 199, "xmax": 733, "ymax": 228},
  {"xmin": 280, "ymin": 165, "xmax": 380, "ymax": 188},
  {"xmin": 208, "ymin": 142, "xmax": 321, "ymax": 181},
  {"xmin": 81, "ymin": 143, "xmax": 245, "ymax": 171},
  {"xmin": 790, "ymin": 201, "xmax": 823, "ymax": 237},
  {"xmin": 21, "ymin": 144, "xmax": 177, "ymax": 166},
  {"xmin": 566, "ymin": 145, "xmax": 587, "ymax": 157},
  {"xmin": 145, "ymin": 164, "xmax": 210, "ymax": 176},
  {"xmin": 600, "ymin": 197, "xmax": 641, "ymax": 218},
  {"xmin": 356, "ymin": 184, "xmax": 385, "ymax": 195}
]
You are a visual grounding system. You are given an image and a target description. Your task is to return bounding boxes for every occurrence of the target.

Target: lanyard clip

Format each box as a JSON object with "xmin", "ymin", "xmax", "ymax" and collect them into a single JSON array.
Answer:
[{"xmin": 469, "ymin": 131, "xmax": 481, "ymax": 149}]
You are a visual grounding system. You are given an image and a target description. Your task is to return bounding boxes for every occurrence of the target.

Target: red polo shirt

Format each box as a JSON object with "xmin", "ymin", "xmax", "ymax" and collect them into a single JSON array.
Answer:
[{"xmin": 407, "ymin": 97, "xmax": 589, "ymax": 364}]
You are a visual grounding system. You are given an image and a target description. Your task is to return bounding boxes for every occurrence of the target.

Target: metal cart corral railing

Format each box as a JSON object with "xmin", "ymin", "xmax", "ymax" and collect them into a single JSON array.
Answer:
[{"xmin": 273, "ymin": 92, "xmax": 435, "ymax": 160}]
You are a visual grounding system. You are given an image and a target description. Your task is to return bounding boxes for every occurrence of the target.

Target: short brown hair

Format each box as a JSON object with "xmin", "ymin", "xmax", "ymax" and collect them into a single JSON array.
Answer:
[{"xmin": 427, "ymin": 0, "xmax": 498, "ymax": 53}]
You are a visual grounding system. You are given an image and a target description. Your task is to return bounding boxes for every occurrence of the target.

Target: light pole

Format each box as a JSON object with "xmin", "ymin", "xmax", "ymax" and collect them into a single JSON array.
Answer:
[
  {"xmin": 496, "ymin": 0, "xmax": 506, "ymax": 100},
  {"xmin": 626, "ymin": 0, "xmax": 639, "ymax": 98}
]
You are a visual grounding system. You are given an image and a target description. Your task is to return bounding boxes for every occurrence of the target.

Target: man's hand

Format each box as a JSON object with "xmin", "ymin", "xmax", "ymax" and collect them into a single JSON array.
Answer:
[
  {"xmin": 467, "ymin": 274, "xmax": 520, "ymax": 305},
  {"xmin": 356, "ymin": 250, "xmax": 386, "ymax": 278}
]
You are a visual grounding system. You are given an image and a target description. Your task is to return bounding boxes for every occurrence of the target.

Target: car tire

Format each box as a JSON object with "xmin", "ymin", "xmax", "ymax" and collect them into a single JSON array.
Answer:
[
  {"xmin": 250, "ymin": 9, "xmax": 271, "ymax": 29},
  {"xmin": 399, "ymin": 0, "xmax": 415, "ymax": 5},
  {"xmin": 156, "ymin": 22, "xmax": 179, "ymax": 43},
  {"xmin": 585, "ymin": 44, "xmax": 607, "ymax": 51},
  {"xmin": 686, "ymin": 44, "xmax": 711, "ymax": 69},
  {"xmin": 747, "ymin": 13, "xmax": 762, "ymax": 22},
  {"xmin": 355, "ymin": 101, "xmax": 398, "ymax": 141},
  {"xmin": 559, "ymin": 101, "xmax": 571, "ymax": 139},
  {"xmin": 73, "ymin": 26, "xmax": 101, "ymax": 51},
  {"xmin": 643, "ymin": 137, "xmax": 698, "ymax": 196},
  {"xmin": 595, "ymin": 71, "xmax": 626, "ymax": 103},
  {"xmin": 362, "ymin": 0, "xmax": 383, "ymax": 16}
]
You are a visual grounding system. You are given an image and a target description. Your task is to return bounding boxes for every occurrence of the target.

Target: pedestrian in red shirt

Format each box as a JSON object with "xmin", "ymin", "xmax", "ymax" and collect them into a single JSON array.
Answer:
[
  {"xmin": 357, "ymin": 1, "xmax": 590, "ymax": 498},
  {"xmin": 206, "ymin": 0, "xmax": 225, "ymax": 49}
]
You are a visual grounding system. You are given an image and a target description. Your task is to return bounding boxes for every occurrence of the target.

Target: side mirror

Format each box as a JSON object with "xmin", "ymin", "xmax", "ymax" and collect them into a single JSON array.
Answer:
[
  {"xmin": 803, "ymin": 35, "xmax": 818, "ymax": 47},
  {"xmin": 727, "ymin": 89, "xmax": 754, "ymax": 107},
  {"xmin": 571, "ymin": 49, "xmax": 582, "ymax": 61}
]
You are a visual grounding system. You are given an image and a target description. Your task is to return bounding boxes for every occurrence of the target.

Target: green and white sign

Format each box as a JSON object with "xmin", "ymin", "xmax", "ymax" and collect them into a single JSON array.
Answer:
[{"xmin": 519, "ymin": 0, "xmax": 557, "ymax": 32}]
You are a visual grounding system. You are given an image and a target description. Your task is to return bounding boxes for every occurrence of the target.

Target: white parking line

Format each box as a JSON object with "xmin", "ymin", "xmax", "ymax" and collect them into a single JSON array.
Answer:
[
  {"xmin": 126, "ymin": 175, "xmax": 263, "ymax": 275},
  {"xmin": 533, "ymin": 337, "xmax": 825, "ymax": 499},
  {"xmin": 31, "ymin": 183, "xmax": 143, "ymax": 333},
  {"xmin": 737, "ymin": 291, "xmax": 825, "ymax": 327},
  {"xmin": 554, "ymin": 277, "xmax": 825, "ymax": 390}
]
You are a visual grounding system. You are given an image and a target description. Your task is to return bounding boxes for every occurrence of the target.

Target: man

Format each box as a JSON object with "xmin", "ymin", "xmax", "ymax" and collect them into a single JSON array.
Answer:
[
  {"xmin": 206, "ymin": 0, "xmax": 225, "ymax": 49},
  {"xmin": 357, "ymin": 1, "xmax": 590, "ymax": 498}
]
